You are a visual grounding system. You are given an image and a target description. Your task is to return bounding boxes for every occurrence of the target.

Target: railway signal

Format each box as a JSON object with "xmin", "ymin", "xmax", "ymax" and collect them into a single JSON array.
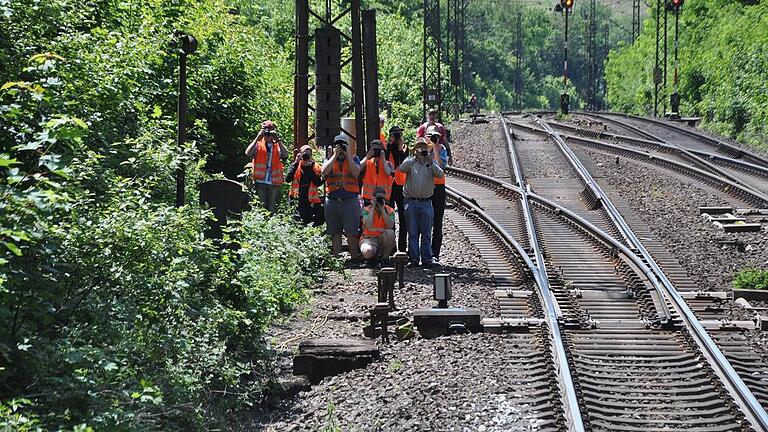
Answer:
[{"xmin": 554, "ymin": 0, "xmax": 573, "ymax": 114}]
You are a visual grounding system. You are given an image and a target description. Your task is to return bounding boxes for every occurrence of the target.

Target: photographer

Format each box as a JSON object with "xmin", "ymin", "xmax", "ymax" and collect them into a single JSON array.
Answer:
[
  {"xmin": 360, "ymin": 187, "xmax": 396, "ymax": 266},
  {"xmin": 386, "ymin": 125, "xmax": 408, "ymax": 252},
  {"xmin": 245, "ymin": 120, "xmax": 288, "ymax": 213},
  {"xmin": 285, "ymin": 144, "xmax": 324, "ymax": 226},
  {"xmin": 397, "ymin": 138, "xmax": 444, "ymax": 268},
  {"xmin": 360, "ymin": 139, "xmax": 394, "ymax": 205},
  {"xmin": 416, "ymin": 108, "xmax": 453, "ymax": 165},
  {"xmin": 426, "ymin": 126, "xmax": 449, "ymax": 264},
  {"xmin": 322, "ymin": 134, "xmax": 363, "ymax": 261}
]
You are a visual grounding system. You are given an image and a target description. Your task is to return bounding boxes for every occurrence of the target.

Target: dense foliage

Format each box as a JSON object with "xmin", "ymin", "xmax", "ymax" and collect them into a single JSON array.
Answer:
[
  {"xmin": 605, "ymin": 0, "xmax": 768, "ymax": 149},
  {"xmin": 0, "ymin": 0, "xmax": 334, "ymax": 430}
]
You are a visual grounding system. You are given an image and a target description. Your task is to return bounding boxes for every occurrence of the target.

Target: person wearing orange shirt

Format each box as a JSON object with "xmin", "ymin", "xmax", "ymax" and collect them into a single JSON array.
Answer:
[
  {"xmin": 359, "ymin": 139, "xmax": 394, "ymax": 204},
  {"xmin": 245, "ymin": 120, "xmax": 288, "ymax": 213},
  {"xmin": 285, "ymin": 145, "xmax": 324, "ymax": 226},
  {"xmin": 322, "ymin": 135, "xmax": 362, "ymax": 261},
  {"xmin": 360, "ymin": 187, "xmax": 396, "ymax": 266}
]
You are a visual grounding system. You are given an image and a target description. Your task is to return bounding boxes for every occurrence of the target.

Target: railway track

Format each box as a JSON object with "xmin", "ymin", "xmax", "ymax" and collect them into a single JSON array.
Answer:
[
  {"xmin": 575, "ymin": 112, "xmax": 768, "ymax": 200},
  {"xmin": 443, "ymin": 115, "xmax": 768, "ymax": 430},
  {"xmin": 514, "ymin": 116, "xmax": 768, "ymax": 207}
]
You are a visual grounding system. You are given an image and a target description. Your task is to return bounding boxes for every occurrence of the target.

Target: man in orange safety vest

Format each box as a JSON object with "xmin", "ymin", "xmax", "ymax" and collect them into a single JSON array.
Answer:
[
  {"xmin": 359, "ymin": 139, "xmax": 394, "ymax": 204},
  {"xmin": 245, "ymin": 120, "xmax": 288, "ymax": 213}
]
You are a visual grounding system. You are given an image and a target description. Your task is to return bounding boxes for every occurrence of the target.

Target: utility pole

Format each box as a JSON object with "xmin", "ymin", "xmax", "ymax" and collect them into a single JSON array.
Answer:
[
  {"xmin": 446, "ymin": 0, "xmax": 462, "ymax": 118},
  {"xmin": 423, "ymin": 0, "xmax": 442, "ymax": 119},
  {"xmin": 175, "ymin": 33, "xmax": 197, "ymax": 207}
]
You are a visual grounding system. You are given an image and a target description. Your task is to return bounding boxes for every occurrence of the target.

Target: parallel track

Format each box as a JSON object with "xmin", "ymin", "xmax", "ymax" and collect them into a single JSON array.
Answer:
[{"xmin": 442, "ymin": 115, "xmax": 768, "ymax": 430}]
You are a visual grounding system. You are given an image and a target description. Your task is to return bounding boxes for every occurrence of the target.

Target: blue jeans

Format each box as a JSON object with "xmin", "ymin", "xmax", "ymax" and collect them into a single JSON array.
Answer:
[{"xmin": 404, "ymin": 198, "xmax": 434, "ymax": 264}]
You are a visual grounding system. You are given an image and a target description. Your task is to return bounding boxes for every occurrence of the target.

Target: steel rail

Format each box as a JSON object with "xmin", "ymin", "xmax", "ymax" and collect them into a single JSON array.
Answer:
[
  {"xmin": 593, "ymin": 111, "xmax": 768, "ymax": 168},
  {"xmin": 547, "ymin": 117, "xmax": 768, "ymax": 179},
  {"xmin": 510, "ymin": 119, "xmax": 768, "ymax": 207},
  {"xmin": 533, "ymin": 118, "xmax": 768, "ymax": 431},
  {"xmin": 447, "ymin": 165, "xmax": 675, "ymax": 325},
  {"xmin": 444, "ymin": 184, "xmax": 583, "ymax": 432},
  {"xmin": 579, "ymin": 112, "xmax": 768, "ymax": 198}
]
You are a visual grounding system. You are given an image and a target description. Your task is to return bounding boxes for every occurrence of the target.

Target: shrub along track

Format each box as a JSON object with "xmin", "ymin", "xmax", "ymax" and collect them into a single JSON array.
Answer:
[{"xmin": 443, "ymin": 115, "xmax": 768, "ymax": 430}]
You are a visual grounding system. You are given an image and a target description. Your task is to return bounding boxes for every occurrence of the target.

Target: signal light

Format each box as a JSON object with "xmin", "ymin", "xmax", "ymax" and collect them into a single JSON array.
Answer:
[
  {"xmin": 668, "ymin": 0, "xmax": 683, "ymax": 9},
  {"xmin": 560, "ymin": 0, "xmax": 574, "ymax": 9}
]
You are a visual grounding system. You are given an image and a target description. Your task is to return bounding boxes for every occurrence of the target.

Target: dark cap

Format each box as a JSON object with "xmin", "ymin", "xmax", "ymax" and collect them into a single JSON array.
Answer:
[{"xmin": 389, "ymin": 125, "xmax": 403, "ymax": 133}]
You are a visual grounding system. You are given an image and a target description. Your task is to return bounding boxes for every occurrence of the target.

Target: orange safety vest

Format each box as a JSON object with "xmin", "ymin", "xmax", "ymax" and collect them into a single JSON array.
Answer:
[
  {"xmin": 325, "ymin": 160, "xmax": 360, "ymax": 195},
  {"xmin": 379, "ymin": 132, "xmax": 386, "ymax": 146},
  {"xmin": 394, "ymin": 167, "xmax": 406, "ymax": 186},
  {"xmin": 251, "ymin": 139, "xmax": 284, "ymax": 185},
  {"xmin": 290, "ymin": 162, "xmax": 322, "ymax": 204},
  {"xmin": 362, "ymin": 205, "xmax": 394, "ymax": 237},
  {"xmin": 435, "ymin": 167, "xmax": 446, "ymax": 185},
  {"xmin": 361, "ymin": 159, "xmax": 393, "ymax": 200}
]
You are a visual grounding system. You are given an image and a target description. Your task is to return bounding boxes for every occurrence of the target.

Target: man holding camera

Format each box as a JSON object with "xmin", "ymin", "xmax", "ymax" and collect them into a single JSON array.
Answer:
[
  {"xmin": 426, "ymin": 126, "xmax": 449, "ymax": 264},
  {"xmin": 360, "ymin": 187, "xmax": 396, "ymax": 266},
  {"xmin": 416, "ymin": 109, "xmax": 453, "ymax": 166},
  {"xmin": 245, "ymin": 120, "xmax": 288, "ymax": 213},
  {"xmin": 322, "ymin": 134, "xmax": 362, "ymax": 261},
  {"xmin": 397, "ymin": 138, "xmax": 444, "ymax": 268},
  {"xmin": 285, "ymin": 144, "xmax": 324, "ymax": 226},
  {"xmin": 360, "ymin": 140, "xmax": 394, "ymax": 204},
  {"xmin": 385, "ymin": 125, "xmax": 409, "ymax": 253}
]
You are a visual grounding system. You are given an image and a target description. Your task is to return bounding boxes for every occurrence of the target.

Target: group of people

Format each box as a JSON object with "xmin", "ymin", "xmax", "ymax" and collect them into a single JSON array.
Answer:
[{"xmin": 245, "ymin": 109, "xmax": 451, "ymax": 269}]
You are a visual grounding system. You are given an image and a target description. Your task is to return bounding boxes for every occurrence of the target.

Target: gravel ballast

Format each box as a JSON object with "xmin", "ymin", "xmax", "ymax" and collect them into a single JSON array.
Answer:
[{"xmin": 240, "ymin": 217, "xmax": 543, "ymax": 430}]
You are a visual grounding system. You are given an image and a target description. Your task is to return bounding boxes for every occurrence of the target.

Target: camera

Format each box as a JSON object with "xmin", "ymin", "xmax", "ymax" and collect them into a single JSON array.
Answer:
[
  {"xmin": 337, "ymin": 143, "xmax": 348, "ymax": 152},
  {"xmin": 264, "ymin": 130, "xmax": 278, "ymax": 138},
  {"xmin": 372, "ymin": 148, "xmax": 381, "ymax": 157},
  {"xmin": 393, "ymin": 131, "xmax": 402, "ymax": 139},
  {"xmin": 301, "ymin": 153, "xmax": 311, "ymax": 161},
  {"xmin": 375, "ymin": 196, "xmax": 385, "ymax": 205},
  {"xmin": 419, "ymin": 149, "xmax": 429, "ymax": 157}
]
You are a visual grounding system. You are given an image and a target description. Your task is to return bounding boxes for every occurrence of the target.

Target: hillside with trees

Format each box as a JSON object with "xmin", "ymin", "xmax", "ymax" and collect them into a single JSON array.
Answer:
[{"xmin": 605, "ymin": 0, "xmax": 768, "ymax": 149}]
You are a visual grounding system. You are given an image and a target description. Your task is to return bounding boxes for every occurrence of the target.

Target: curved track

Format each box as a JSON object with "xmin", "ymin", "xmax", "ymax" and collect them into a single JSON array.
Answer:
[{"xmin": 443, "ymin": 115, "xmax": 768, "ymax": 430}]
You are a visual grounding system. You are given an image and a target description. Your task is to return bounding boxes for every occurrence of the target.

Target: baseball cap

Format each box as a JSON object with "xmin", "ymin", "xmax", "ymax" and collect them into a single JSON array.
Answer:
[
  {"xmin": 426, "ymin": 126, "xmax": 441, "ymax": 137},
  {"xmin": 333, "ymin": 134, "xmax": 348, "ymax": 144}
]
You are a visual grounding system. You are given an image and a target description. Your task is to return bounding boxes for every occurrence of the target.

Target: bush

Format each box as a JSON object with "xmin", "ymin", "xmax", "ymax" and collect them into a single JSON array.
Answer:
[
  {"xmin": 733, "ymin": 268, "xmax": 768, "ymax": 291},
  {"xmin": 0, "ymin": 0, "xmax": 336, "ymax": 430}
]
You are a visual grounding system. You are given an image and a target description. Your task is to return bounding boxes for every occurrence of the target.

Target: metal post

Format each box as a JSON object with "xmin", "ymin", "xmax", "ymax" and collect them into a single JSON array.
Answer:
[
  {"xmin": 176, "ymin": 52, "xmax": 187, "ymax": 207},
  {"xmin": 670, "ymin": 7, "xmax": 680, "ymax": 114},
  {"xmin": 175, "ymin": 34, "xmax": 196, "ymax": 207},
  {"xmin": 663, "ymin": 4, "xmax": 668, "ymax": 115},
  {"xmin": 422, "ymin": 0, "xmax": 442, "ymax": 118},
  {"xmin": 294, "ymin": 0, "xmax": 309, "ymax": 153},
  {"xmin": 632, "ymin": 0, "xmax": 641, "ymax": 43},
  {"xmin": 350, "ymin": 0, "xmax": 366, "ymax": 158},
  {"xmin": 560, "ymin": 8, "xmax": 570, "ymax": 114},
  {"xmin": 362, "ymin": 10, "xmax": 380, "ymax": 148},
  {"xmin": 654, "ymin": 0, "xmax": 661, "ymax": 116},
  {"xmin": 515, "ymin": 7, "xmax": 523, "ymax": 111}
]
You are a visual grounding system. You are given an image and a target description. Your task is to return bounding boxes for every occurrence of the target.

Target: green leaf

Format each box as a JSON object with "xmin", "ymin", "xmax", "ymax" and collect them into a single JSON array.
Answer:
[
  {"xmin": 0, "ymin": 157, "xmax": 18, "ymax": 168},
  {"xmin": 4, "ymin": 242, "xmax": 22, "ymax": 256}
]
